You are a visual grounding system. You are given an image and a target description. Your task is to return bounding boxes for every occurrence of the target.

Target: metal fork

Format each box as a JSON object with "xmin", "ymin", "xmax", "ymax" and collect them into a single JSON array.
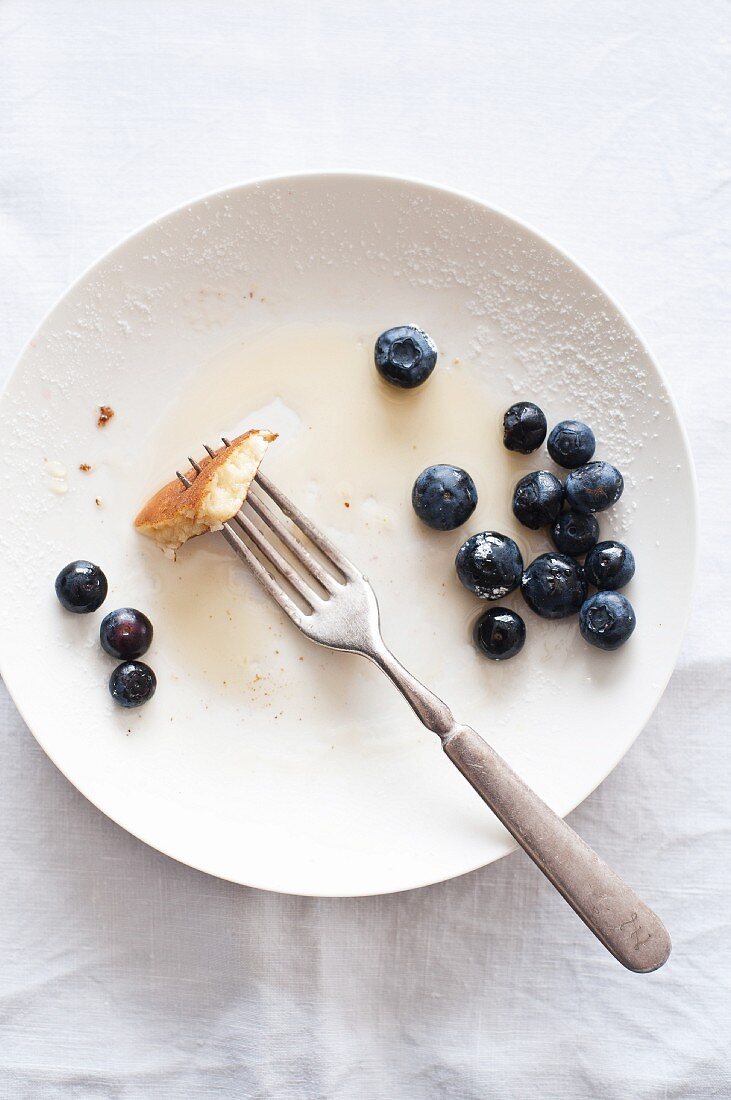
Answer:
[{"xmin": 181, "ymin": 445, "xmax": 671, "ymax": 972}]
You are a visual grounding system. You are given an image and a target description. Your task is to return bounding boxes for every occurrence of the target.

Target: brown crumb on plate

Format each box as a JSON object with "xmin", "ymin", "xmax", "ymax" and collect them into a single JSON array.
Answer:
[
  {"xmin": 95, "ymin": 497, "xmax": 103, "ymax": 507},
  {"xmin": 79, "ymin": 463, "xmax": 91, "ymax": 472},
  {"xmin": 97, "ymin": 405, "xmax": 114, "ymax": 427}
]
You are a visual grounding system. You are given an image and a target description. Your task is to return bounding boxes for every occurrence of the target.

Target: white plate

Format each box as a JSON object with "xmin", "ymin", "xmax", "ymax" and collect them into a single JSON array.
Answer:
[{"xmin": 0, "ymin": 174, "xmax": 696, "ymax": 896}]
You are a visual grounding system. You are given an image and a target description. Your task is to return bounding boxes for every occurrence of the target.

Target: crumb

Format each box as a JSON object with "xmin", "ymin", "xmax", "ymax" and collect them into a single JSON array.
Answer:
[
  {"xmin": 95, "ymin": 497, "xmax": 103, "ymax": 507},
  {"xmin": 344, "ymin": 501, "xmax": 350, "ymax": 508},
  {"xmin": 79, "ymin": 463, "xmax": 91, "ymax": 472},
  {"xmin": 453, "ymin": 358, "xmax": 460, "ymax": 365},
  {"xmin": 299, "ymin": 656, "xmax": 304, "ymax": 661},
  {"xmin": 248, "ymin": 290, "xmax": 254, "ymax": 299},
  {"xmin": 97, "ymin": 405, "xmax": 114, "ymax": 427}
]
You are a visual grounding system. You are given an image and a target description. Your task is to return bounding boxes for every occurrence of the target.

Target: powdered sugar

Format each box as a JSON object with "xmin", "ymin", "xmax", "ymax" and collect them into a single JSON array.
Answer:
[{"xmin": 0, "ymin": 175, "xmax": 696, "ymax": 898}]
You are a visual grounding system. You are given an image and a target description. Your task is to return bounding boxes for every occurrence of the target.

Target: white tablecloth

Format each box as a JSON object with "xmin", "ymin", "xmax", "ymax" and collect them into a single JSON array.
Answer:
[{"xmin": 1, "ymin": 3, "xmax": 729, "ymax": 1096}]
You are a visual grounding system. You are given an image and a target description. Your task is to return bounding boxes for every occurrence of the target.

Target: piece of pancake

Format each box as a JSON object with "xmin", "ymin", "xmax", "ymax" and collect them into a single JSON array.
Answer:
[{"xmin": 134, "ymin": 429, "xmax": 276, "ymax": 555}]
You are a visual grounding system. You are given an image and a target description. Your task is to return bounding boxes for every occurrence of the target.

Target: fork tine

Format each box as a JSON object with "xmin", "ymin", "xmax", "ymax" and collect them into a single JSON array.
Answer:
[
  {"xmin": 231, "ymin": 509, "xmax": 320, "ymax": 608},
  {"xmin": 246, "ymin": 491, "xmax": 338, "ymax": 593},
  {"xmin": 221, "ymin": 522, "xmax": 307, "ymax": 628},
  {"xmin": 253, "ymin": 472, "xmax": 357, "ymax": 578}
]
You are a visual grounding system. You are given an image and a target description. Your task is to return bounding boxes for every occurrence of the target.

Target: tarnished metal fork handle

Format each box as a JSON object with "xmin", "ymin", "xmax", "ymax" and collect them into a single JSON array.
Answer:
[{"xmin": 182, "ymin": 447, "xmax": 671, "ymax": 972}]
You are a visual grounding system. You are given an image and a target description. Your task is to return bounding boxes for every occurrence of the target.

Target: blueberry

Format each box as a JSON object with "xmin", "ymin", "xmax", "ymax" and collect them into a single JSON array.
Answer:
[
  {"xmin": 411, "ymin": 464, "xmax": 477, "ymax": 531},
  {"xmin": 374, "ymin": 325, "xmax": 437, "ymax": 388},
  {"xmin": 54, "ymin": 560, "xmax": 108, "ymax": 613},
  {"xmin": 565, "ymin": 461, "xmax": 624, "ymax": 513},
  {"xmin": 100, "ymin": 607, "xmax": 153, "ymax": 660},
  {"xmin": 456, "ymin": 532, "xmax": 523, "ymax": 600},
  {"xmin": 502, "ymin": 402, "xmax": 547, "ymax": 454},
  {"xmin": 109, "ymin": 661, "xmax": 157, "ymax": 708},
  {"xmin": 547, "ymin": 420, "xmax": 596, "ymax": 468},
  {"xmin": 579, "ymin": 592, "xmax": 636, "ymax": 650},
  {"xmin": 521, "ymin": 552, "xmax": 587, "ymax": 619},
  {"xmin": 584, "ymin": 541, "xmax": 635, "ymax": 590},
  {"xmin": 473, "ymin": 607, "xmax": 526, "ymax": 661},
  {"xmin": 512, "ymin": 471, "xmax": 564, "ymax": 529},
  {"xmin": 551, "ymin": 510, "xmax": 599, "ymax": 557}
]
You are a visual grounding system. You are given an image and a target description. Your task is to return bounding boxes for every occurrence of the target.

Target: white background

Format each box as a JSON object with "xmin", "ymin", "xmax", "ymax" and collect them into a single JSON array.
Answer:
[{"xmin": 1, "ymin": 3, "xmax": 729, "ymax": 1097}]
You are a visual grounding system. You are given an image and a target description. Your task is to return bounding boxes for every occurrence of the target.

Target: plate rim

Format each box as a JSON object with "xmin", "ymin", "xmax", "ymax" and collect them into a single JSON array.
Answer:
[{"xmin": 0, "ymin": 171, "xmax": 699, "ymax": 895}]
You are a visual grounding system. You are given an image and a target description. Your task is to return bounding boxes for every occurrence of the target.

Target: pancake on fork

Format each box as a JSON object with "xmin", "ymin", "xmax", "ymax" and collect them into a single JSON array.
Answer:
[{"xmin": 135, "ymin": 429, "xmax": 276, "ymax": 555}]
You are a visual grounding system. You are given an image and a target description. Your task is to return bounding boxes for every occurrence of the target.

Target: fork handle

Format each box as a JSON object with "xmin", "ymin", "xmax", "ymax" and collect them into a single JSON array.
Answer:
[
  {"xmin": 372, "ymin": 646, "xmax": 670, "ymax": 970},
  {"xmin": 443, "ymin": 725, "xmax": 671, "ymax": 972}
]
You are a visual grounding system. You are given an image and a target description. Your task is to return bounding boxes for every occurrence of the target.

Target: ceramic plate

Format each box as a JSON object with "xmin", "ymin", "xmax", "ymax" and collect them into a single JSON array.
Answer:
[{"xmin": 0, "ymin": 174, "xmax": 696, "ymax": 895}]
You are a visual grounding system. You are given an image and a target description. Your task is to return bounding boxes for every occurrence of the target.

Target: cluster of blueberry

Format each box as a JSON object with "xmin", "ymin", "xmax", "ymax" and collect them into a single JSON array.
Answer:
[
  {"xmin": 54, "ymin": 560, "xmax": 157, "ymax": 707},
  {"xmin": 374, "ymin": 325, "xmax": 636, "ymax": 662},
  {"xmin": 497, "ymin": 401, "xmax": 636, "ymax": 654}
]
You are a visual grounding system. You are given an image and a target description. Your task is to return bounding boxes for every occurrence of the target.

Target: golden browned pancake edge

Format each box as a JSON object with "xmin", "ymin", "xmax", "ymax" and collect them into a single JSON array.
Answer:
[{"xmin": 134, "ymin": 428, "xmax": 276, "ymax": 549}]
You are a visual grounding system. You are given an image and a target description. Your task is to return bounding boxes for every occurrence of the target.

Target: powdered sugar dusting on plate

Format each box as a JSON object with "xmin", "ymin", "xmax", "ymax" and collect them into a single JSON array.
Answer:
[{"xmin": 0, "ymin": 177, "xmax": 696, "ymax": 895}]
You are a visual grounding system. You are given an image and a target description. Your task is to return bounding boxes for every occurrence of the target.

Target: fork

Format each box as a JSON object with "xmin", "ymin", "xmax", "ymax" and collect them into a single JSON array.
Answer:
[{"xmin": 182, "ymin": 445, "xmax": 671, "ymax": 973}]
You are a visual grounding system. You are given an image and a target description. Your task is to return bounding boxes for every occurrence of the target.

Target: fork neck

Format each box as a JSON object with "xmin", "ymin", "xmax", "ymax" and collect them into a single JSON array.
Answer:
[{"xmin": 365, "ymin": 642, "xmax": 457, "ymax": 741}]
